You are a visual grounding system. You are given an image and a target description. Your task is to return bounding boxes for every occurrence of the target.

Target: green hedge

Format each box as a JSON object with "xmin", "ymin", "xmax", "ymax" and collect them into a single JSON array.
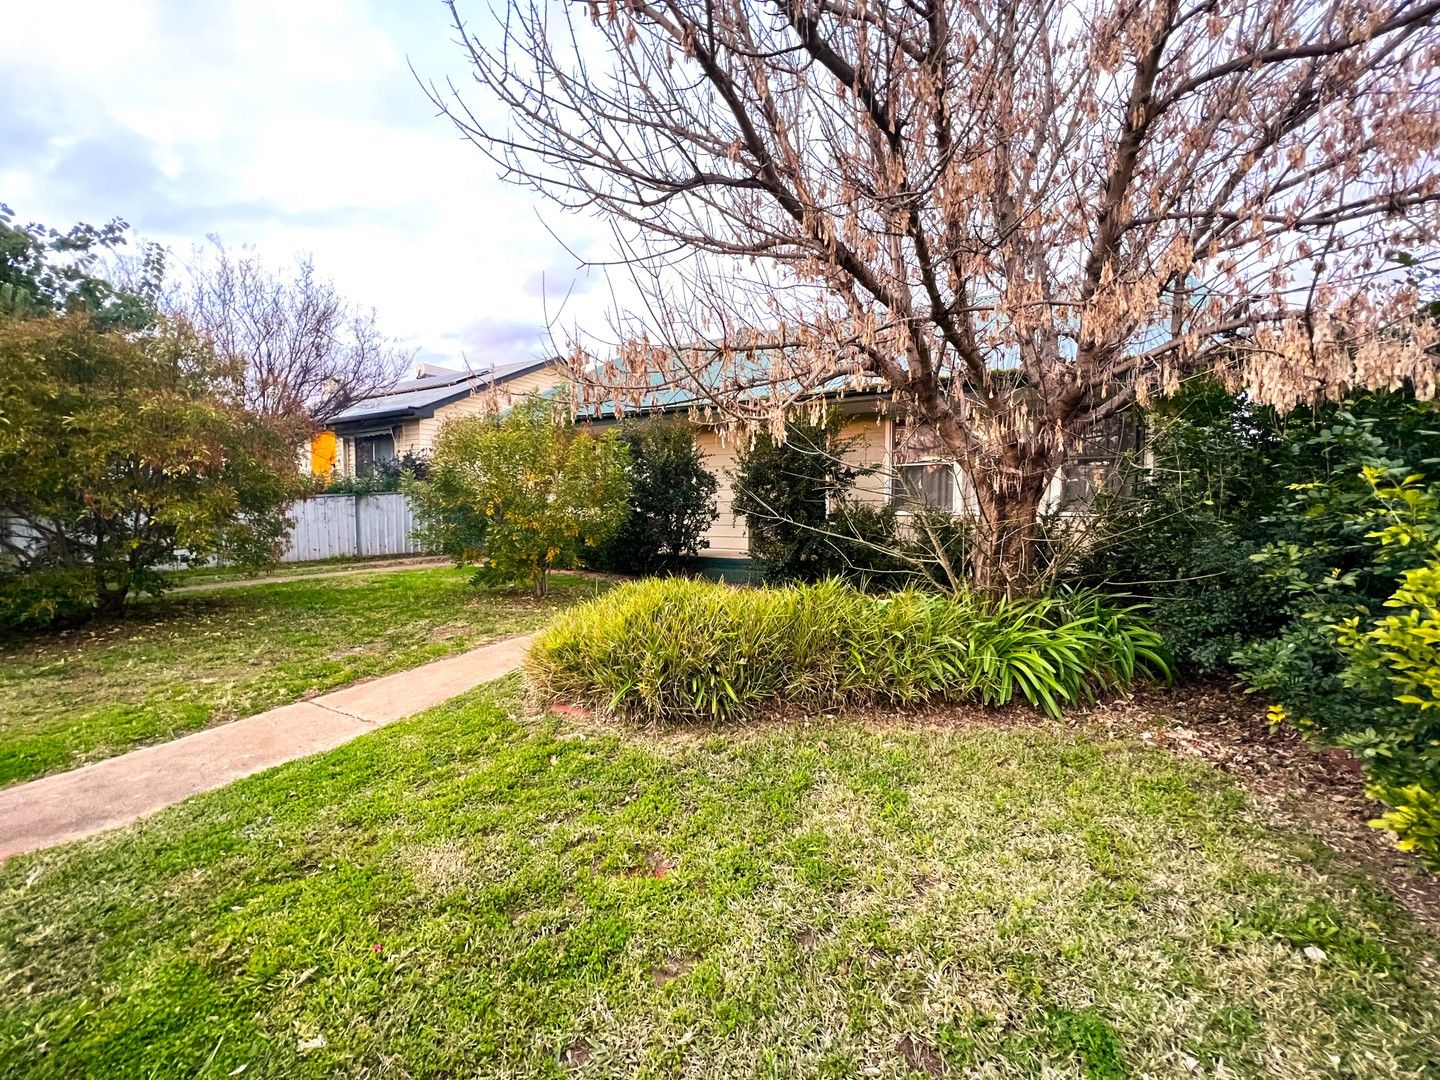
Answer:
[{"xmin": 527, "ymin": 578, "xmax": 1170, "ymax": 723}]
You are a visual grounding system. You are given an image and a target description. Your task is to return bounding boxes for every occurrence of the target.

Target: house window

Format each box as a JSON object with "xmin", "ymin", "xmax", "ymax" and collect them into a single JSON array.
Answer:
[
  {"xmin": 1055, "ymin": 412, "xmax": 1142, "ymax": 508},
  {"xmin": 893, "ymin": 462, "xmax": 954, "ymax": 513},
  {"xmin": 353, "ymin": 432, "xmax": 395, "ymax": 478}
]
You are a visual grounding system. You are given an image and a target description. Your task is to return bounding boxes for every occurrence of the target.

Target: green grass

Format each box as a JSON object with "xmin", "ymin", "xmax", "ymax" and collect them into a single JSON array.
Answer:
[
  {"xmin": 0, "ymin": 568, "xmax": 604, "ymax": 786},
  {"xmin": 2, "ymin": 679, "xmax": 1437, "ymax": 1077},
  {"xmin": 164, "ymin": 554, "xmax": 437, "ymax": 588}
]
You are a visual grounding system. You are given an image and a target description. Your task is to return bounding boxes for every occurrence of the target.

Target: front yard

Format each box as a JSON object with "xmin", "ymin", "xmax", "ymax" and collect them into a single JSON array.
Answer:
[
  {"xmin": 3, "ymin": 677, "xmax": 1437, "ymax": 1077},
  {"xmin": 0, "ymin": 568, "xmax": 605, "ymax": 787}
]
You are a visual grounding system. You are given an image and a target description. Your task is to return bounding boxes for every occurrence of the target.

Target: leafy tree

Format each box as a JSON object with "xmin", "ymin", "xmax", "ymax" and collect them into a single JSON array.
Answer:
[
  {"xmin": 0, "ymin": 203, "xmax": 163, "ymax": 328},
  {"xmin": 0, "ymin": 315, "xmax": 307, "ymax": 624},
  {"xmin": 410, "ymin": 402, "xmax": 630, "ymax": 596},
  {"xmin": 586, "ymin": 419, "xmax": 717, "ymax": 575}
]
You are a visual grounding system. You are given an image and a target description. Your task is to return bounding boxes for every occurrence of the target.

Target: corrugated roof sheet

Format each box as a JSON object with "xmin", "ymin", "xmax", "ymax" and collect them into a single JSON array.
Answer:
[{"xmin": 329, "ymin": 358, "xmax": 550, "ymax": 425}]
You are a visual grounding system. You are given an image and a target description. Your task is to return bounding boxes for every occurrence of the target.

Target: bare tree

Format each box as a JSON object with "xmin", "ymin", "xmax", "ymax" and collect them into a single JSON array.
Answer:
[
  {"xmin": 432, "ymin": 0, "xmax": 1440, "ymax": 593},
  {"xmin": 170, "ymin": 241, "xmax": 409, "ymax": 426}
]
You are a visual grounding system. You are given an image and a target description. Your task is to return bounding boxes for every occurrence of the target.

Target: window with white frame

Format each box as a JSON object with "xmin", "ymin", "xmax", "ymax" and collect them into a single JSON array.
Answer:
[{"xmin": 352, "ymin": 432, "xmax": 396, "ymax": 478}]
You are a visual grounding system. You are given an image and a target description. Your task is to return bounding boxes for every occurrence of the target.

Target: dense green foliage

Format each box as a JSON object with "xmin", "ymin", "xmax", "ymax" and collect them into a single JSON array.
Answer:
[
  {"xmin": 586, "ymin": 419, "xmax": 718, "ymax": 574},
  {"xmin": 409, "ymin": 402, "xmax": 631, "ymax": 596},
  {"xmin": 0, "ymin": 203, "xmax": 162, "ymax": 328},
  {"xmin": 0, "ymin": 316, "xmax": 306, "ymax": 626},
  {"xmin": 321, "ymin": 450, "xmax": 431, "ymax": 494},
  {"xmin": 7, "ymin": 679, "xmax": 1437, "ymax": 1077},
  {"xmin": 1076, "ymin": 384, "xmax": 1440, "ymax": 866},
  {"xmin": 732, "ymin": 411, "xmax": 901, "ymax": 584},
  {"xmin": 528, "ymin": 577, "xmax": 1169, "ymax": 723},
  {"xmin": 0, "ymin": 566, "xmax": 601, "ymax": 786}
]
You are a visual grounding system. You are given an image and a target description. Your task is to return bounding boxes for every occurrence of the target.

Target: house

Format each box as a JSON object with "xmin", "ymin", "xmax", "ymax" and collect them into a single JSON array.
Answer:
[
  {"xmin": 310, "ymin": 353, "xmax": 1139, "ymax": 579},
  {"xmin": 311, "ymin": 360, "xmax": 565, "ymax": 478},
  {"xmin": 563, "ymin": 370, "xmax": 1141, "ymax": 580}
]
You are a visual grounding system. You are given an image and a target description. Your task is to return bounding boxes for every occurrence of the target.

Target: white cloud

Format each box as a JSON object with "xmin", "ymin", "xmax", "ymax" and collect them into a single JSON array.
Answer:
[{"xmin": 0, "ymin": 0, "xmax": 615, "ymax": 367}]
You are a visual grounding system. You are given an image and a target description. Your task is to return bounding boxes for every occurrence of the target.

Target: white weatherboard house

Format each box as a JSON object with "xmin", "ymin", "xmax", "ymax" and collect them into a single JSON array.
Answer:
[
  {"xmin": 565, "ymin": 371, "xmax": 1141, "ymax": 581},
  {"xmin": 319, "ymin": 357, "xmax": 1138, "ymax": 579}
]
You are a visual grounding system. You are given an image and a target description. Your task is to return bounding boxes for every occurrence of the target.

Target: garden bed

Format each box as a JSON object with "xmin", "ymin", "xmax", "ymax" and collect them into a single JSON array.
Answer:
[{"xmin": 528, "ymin": 577, "xmax": 1170, "ymax": 723}]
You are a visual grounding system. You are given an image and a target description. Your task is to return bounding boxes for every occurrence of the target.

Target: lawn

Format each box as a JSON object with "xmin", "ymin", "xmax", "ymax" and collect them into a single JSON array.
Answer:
[
  {"xmin": 2, "ymin": 678, "xmax": 1437, "ymax": 1078},
  {"xmin": 0, "ymin": 568, "xmax": 605, "ymax": 787},
  {"xmin": 164, "ymin": 554, "xmax": 443, "ymax": 589}
]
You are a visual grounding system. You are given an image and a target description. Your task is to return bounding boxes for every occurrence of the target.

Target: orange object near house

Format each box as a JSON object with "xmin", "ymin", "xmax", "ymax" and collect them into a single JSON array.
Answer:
[{"xmin": 310, "ymin": 430, "xmax": 337, "ymax": 475}]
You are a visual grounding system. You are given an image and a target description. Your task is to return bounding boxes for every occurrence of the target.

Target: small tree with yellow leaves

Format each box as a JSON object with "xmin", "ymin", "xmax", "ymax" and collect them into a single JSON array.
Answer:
[{"xmin": 410, "ymin": 401, "xmax": 630, "ymax": 597}]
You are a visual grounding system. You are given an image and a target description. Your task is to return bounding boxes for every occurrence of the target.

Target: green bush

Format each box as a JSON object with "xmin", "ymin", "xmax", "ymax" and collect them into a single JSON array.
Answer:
[
  {"xmin": 0, "ymin": 567, "xmax": 93, "ymax": 632},
  {"xmin": 527, "ymin": 577, "xmax": 1169, "ymax": 723},
  {"xmin": 1079, "ymin": 382, "xmax": 1440, "ymax": 865},
  {"xmin": 585, "ymin": 419, "xmax": 718, "ymax": 575},
  {"xmin": 1326, "ymin": 477, "xmax": 1440, "ymax": 868},
  {"xmin": 408, "ymin": 401, "xmax": 630, "ymax": 597},
  {"xmin": 733, "ymin": 411, "xmax": 869, "ymax": 583},
  {"xmin": 322, "ymin": 451, "xmax": 430, "ymax": 494},
  {"xmin": 0, "ymin": 315, "xmax": 306, "ymax": 621}
]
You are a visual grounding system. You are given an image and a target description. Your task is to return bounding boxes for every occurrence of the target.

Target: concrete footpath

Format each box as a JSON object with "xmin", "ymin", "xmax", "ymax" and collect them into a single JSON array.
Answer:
[{"xmin": 0, "ymin": 633, "xmax": 534, "ymax": 861}]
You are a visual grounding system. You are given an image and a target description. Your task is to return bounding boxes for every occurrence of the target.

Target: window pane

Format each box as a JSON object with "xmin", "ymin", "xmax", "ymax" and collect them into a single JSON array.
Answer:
[
  {"xmin": 1058, "ymin": 459, "xmax": 1117, "ymax": 507},
  {"xmin": 893, "ymin": 463, "xmax": 953, "ymax": 512},
  {"xmin": 355, "ymin": 434, "xmax": 395, "ymax": 478}
]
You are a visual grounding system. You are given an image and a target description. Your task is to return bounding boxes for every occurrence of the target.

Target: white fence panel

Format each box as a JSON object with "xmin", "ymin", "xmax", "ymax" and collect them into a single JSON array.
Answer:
[
  {"xmin": 5, "ymin": 495, "xmax": 424, "ymax": 569},
  {"xmin": 280, "ymin": 493, "xmax": 422, "ymax": 563},
  {"xmin": 356, "ymin": 492, "xmax": 422, "ymax": 558}
]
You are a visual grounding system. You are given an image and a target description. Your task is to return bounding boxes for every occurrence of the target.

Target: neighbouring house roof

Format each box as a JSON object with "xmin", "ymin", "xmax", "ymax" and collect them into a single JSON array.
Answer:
[{"xmin": 329, "ymin": 359, "xmax": 554, "ymax": 434}]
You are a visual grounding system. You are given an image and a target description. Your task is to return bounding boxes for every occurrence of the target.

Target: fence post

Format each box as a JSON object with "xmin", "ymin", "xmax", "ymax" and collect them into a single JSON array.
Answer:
[{"xmin": 353, "ymin": 495, "xmax": 363, "ymax": 558}]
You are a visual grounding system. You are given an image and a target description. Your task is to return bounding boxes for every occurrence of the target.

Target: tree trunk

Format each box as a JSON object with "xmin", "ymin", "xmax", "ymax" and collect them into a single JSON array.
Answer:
[
  {"xmin": 95, "ymin": 583, "xmax": 129, "ymax": 618},
  {"xmin": 535, "ymin": 566, "xmax": 550, "ymax": 599},
  {"xmin": 968, "ymin": 466, "xmax": 1052, "ymax": 598}
]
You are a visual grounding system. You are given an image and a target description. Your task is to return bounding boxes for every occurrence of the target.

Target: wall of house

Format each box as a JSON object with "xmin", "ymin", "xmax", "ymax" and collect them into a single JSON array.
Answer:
[
  {"xmin": 393, "ymin": 369, "xmax": 568, "ymax": 460},
  {"xmin": 691, "ymin": 414, "xmax": 891, "ymax": 563}
]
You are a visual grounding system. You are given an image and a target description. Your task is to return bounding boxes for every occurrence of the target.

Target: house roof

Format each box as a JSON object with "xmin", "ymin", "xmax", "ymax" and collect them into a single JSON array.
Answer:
[{"xmin": 329, "ymin": 359, "xmax": 553, "ymax": 432}]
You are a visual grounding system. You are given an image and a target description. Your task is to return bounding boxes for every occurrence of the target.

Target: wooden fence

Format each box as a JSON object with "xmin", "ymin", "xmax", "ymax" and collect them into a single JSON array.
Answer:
[{"xmin": 3, "ymin": 492, "xmax": 424, "ymax": 567}]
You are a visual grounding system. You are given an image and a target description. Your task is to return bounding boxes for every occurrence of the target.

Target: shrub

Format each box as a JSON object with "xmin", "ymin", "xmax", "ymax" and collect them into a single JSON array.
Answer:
[
  {"xmin": 408, "ymin": 401, "xmax": 630, "ymax": 596},
  {"xmin": 1072, "ymin": 384, "xmax": 1440, "ymax": 865},
  {"xmin": 527, "ymin": 577, "xmax": 1170, "ymax": 723},
  {"xmin": 732, "ymin": 411, "xmax": 868, "ymax": 582},
  {"xmin": 322, "ymin": 450, "xmax": 430, "ymax": 494},
  {"xmin": 1076, "ymin": 384, "xmax": 1439, "ymax": 674},
  {"xmin": 0, "ymin": 567, "xmax": 93, "ymax": 632},
  {"xmin": 1326, "ymin": 477, "xmax": 1440, "ymax": 868},
  {"xmin": 0, "ymin": 315, "xmax": 306, "ymax": 622},
  {"xmin": 586, "ymin": 419, "xmax": 718, "ymax": 574}
]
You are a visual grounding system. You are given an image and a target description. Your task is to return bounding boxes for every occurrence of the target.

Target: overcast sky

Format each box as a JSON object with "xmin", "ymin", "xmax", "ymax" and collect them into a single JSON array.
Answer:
[{"xmin": 0, "ymin": 0, "xmax": 612, "ymax": 370}]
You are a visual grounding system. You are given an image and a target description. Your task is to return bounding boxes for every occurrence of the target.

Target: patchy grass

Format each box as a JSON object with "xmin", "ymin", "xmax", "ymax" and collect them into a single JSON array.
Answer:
[
  {"xmin": 2, "ymin": 679, "xmax": 1437, "ymax": 1078},
  {"xmin": 0, "ymin": 569, "xmax": 605, "ymax": 786},
  {"xmin": 164, "ymin": 554, "xmax": 443, "ymax": 588}
]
